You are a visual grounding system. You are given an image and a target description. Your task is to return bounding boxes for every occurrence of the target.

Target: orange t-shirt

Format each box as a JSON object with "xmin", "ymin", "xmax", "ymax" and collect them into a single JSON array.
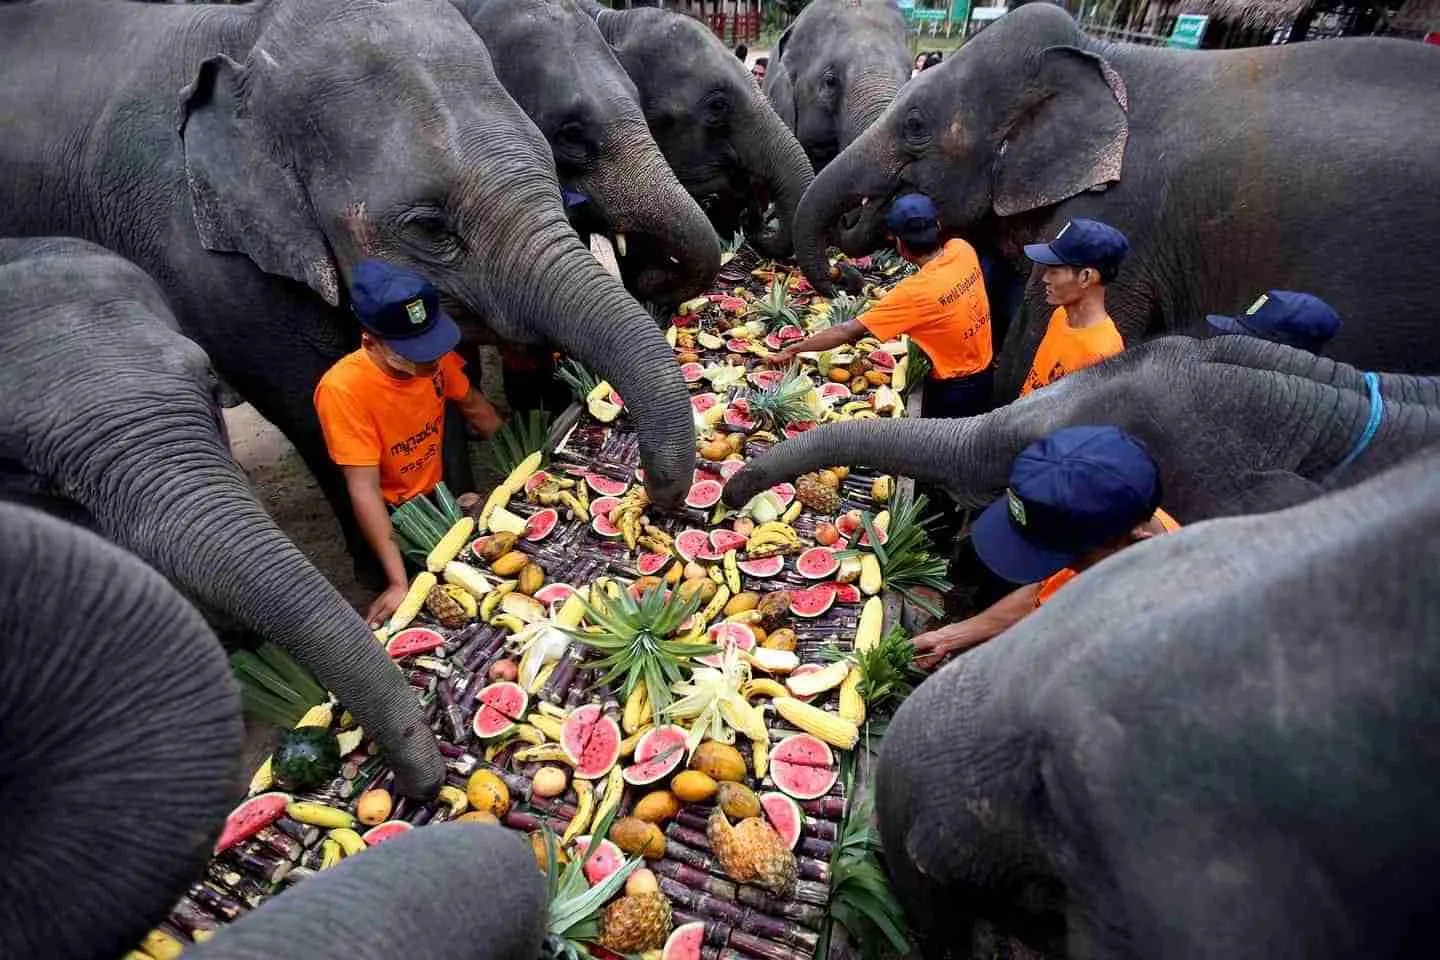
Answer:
[
  {"xmin": 1019, "ymin": 307, "xmax": 1125, "ymax": 396},
  {"xmin": 859, "ymin": 239, "xmax": 992, "ymax": 380},
  {"xmin": 1033, "ymin": 508, "xmax": 1181, "ymax": 607},
  {"xmin": 314, "ymin": 349, "xmax": 471, "ymax": 505}
]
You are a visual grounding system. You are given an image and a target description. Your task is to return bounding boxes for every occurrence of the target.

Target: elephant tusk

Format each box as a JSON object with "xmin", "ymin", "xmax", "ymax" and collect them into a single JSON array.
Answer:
[
  {"xmin": 588, "ymin": 235, "xmax": 621, "ymax": 279},
  {"xmin": 668, "ymin": 256, "xmax": 680, "ymax": 265},
  {"xmin": 615, "ymin": 232, "xmax": 628, "ymax": 257}
]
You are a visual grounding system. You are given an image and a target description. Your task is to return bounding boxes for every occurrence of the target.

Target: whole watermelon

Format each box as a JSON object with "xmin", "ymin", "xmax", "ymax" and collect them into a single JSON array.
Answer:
[{"xmin": 273, "ymin": 726, "xmax": 341, "ymax": 790}]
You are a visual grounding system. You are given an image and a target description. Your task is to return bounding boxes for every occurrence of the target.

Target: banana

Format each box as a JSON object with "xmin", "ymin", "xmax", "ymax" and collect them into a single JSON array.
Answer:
[
  {"xmin": 618, "ymin": 723, "xmax": 653, "ymax": 758},
  {"xmin": 562, "ymin": 778, "xmax": 595, "ymax": 845},
  {"xmin": 142, "ymin": 930, "xmax": 186, "ymax": 960},
  {"xmin": 743, "ymin": 678, "xmax": 790, "ymax": 700},
  {"xmin": 593, "ymin": 761, "xmax": 625, "ymax": 826},
  {"xmin": 479, "ymin": 582, "xmax": 517, "ymax": 620},
  {"xmin": 723, "ymin": 549, "xmax": 741, "ymax": 594},
  {"xmin": 484, "ymin": 741, "xmax": 507, "ymax": 762},
  {"xmin": 708, "ymin": 565, "xmax": 725, "ymax": 586},
  {"xmin": 558, "ymin": 491, "xmax": 589, "ymax": 521},
  {"xmin": 514, "ymin": 743, "xmax": 573, "ymax": 765},
  {"xmin": 287, "ymin": 801, "xmax": 356, "ymax": 829},
  {"xmin": 320, "ymin": 837, "xmax": 345, "ymax": 870},
  {"xmin": 248, "ymin": 756, "xmax": 274, "ymax": 795},
  {"xmin": 698, "ymin": 586, "xmax": 731, "ymax": 627},
  {"xmin": 664, "ymin": 560, "xmax": 685, "ymax": 585},
  {"xmin": 512, "ymin": 722, "xmax": 549, "ymax": 745},
  {"xmin": 638, "ymin": 536, "xmax": 673, "ymax": 556},
  {"xmin": 329, "ymin": 828, "xmax": 367, "ymax": 856},
  {"xmin": 622, "ymin": 680, "xmax": 649, "ymax": 734},
  {"xmin": 753, "ymin": 522, "xmax": 800, "ymax": 539},
  {"xmin": 527, "ymin": 714, "xmax": 563, "ymax": 741},
  {"xmin": 751, "ymin": 730, "xmax": 770, "ymax": 780},
  {"xmin": 782, "ymin": 501, "xmax": 803, "ymax": 524},
  {"xmin": 725, "ymin": 610, "xmax": 763, "ymax": 625},
  {"xmin": 489, "ymin": 613, "xmax": 527, "ymax": 633},
  {"xmin": 528, "ymin": 660, "xmax": 557, "ymax": 695},
  {"xmin": 537, "ymin": 702, "xmax": 568, "ymax": 719}
]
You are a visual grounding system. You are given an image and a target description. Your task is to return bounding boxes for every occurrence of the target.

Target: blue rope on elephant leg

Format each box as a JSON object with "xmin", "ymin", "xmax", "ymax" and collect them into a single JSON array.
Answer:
[{"xmin": 1327, "ymin": 372, "xmax": 1383, "ymax": 482}]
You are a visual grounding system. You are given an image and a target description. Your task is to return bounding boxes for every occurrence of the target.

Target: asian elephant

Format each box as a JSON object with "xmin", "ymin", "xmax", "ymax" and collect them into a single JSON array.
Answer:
[
  {"xmin": 725, "ymin": 336, "xmax": 1440, "ymax": 521},
  {"xmin": 877, "ymin": 442, "xmax": 1440, "ymax": 958},
  {"xmin": 584, "ymin": 2, "xmax": 816, "ymax": 259},
  {"xmin": 792, "ymin": 3, "xmax": 1440, "ymax": 391},
  {"xmin": 0, "ymin": 0, "xmax": 697, "ymax": 555},
  {"xmin": 452, "ymin": 0, "xmax": 721, "ymax": 305},
  {"xmin": 0, "ymin": 238, "xmax": 442, "ymax": 798},
  {"xmin": 762, "ymin": 0, "xmax": 911, "ymax": 171},
  {"xmin": 0, "ymin": 502, "xmax": 547, "ymax": 959}
]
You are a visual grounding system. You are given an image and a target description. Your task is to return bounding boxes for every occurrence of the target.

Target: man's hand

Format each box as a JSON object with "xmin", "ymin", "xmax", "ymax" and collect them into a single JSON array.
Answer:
[
  {"xmin": 769, "ymin": 347, "xmax": 800, "ymax": 367},
  {"xmin": 912, "ymin": 627, "xmax": 959, "ymax": 671},
  {"xmin": 366, "ymin": 581, "xmax": 410, "ymax": 629}
]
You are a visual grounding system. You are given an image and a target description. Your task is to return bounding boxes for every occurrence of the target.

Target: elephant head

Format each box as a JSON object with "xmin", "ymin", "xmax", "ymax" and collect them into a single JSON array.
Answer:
[
  {"xmin": 791, "ymin": 3, "xmax": 1129, "ymax": 295},
  {"xmin": 178, "ymin": 0, "xmax": 694, "ymax": 506},
  {"xmin": 590, "ymin": 4, "xmax": 815, "ymax": 259},
  {"xmin": 725, "ymin": 336, "xmax": 1440, "ymax": 521},
  {"xmin": 0, "ymin": 237, "xmax": 443, "ymax": 798},
  {"xmin": 453, "ymin": 0, "xmax": 721, "ymax": 305},
  {"xmin": 763, "ymin": 0, "xmax": 911, "ymax": 171},
  {"xmin": 0, "ymin": 502, "xmax": 244, "ymax": 958}
]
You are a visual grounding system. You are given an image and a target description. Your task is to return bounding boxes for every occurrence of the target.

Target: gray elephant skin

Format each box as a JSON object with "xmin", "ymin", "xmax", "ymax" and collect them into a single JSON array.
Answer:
[
  {"xmin": 793, "ymin": 4, "xmax": 1440, "ymax": 390},
  {"xmin": 0, "ymin": 237, "xmax": 443, "ymax": 797},
  {"xmin": 726, "ymin": 336, "xmax": 1440, "ymax": 521},
  {"xmin": 0, "ymin": 503, "xmax": 546, "ymax": 959},
  {"xmin": 0, "ymin": 0, "xmax": 697, "ymax": 540},
  {"xmin": 587, "ymin": 2, "xmax": 815, "ymax": 259},
  {"xmin": 876, "ymin": 442, "xmax": 1440, "ymax": 958},
  {"xmin": 763, "ymin": 0, "xmax": 911, "ymax": 172},
  {"xmin": 452, "ymin": 0, "xmax": 721, "ymax": 304}
]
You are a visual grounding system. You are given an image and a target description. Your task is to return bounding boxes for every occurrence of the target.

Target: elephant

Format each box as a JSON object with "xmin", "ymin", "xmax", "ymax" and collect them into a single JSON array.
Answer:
[
  {"xmin": 583, "ymin": 2, "xmax": 816, "ymax": 259},
  {"xmin": 791, "ymin": 3, "xmax": 1440, "ymax": 393},
  {"xmin": 876, "ymin": 441, "xmax": 1440, "ymax": 958},
  {"xmin": 0, "ymin": 0, "xmax": 697, "ymax": 558},
  {"xmin": 0, "ymin": 237, "xmax": 442, "ymax": 797},
  {"xmin": 724, "ymin": 336, "xmax": 1440, "ymax": 522},
  {"xmin": 0, "ymin": 502, "xmax": 547, "ymax": 959},
  {"xmin": 762, "ymin": 0, "xmax": 911, "ymax": 171},
  {"xmin": 451, "ymin": 0, "xmax": 721, "ymax": 305}
]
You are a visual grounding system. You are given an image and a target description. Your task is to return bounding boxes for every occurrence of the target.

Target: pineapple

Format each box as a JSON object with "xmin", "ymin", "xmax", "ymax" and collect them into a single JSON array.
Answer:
[
  {"xmin": 538, "ymin": 806, "xmax": 646, "ymax": 960},
  {"xmin": 744, "ymin": 364, "xmax": 816, "ymax": 433},
  {"xmin": 796, "ymin": 472, "xmax": 841, "ymax": 515},
  {"xmin": 708, "ymin": 809, "xmax": 797, "ymax": 896},
  {"xmin": 599, "ymin": 893, "xmax": 672, "ymax": 953},
  {"xmin": 424, "ymin": 583, "xmax": 469, "ymax": 628},
  {"xmin": 749, "ymin": 275, "xmax": 801, "ymax": 332},
  {"xmin": 826, "ymin": 292, "xmax": 868, "ymax": 328}
]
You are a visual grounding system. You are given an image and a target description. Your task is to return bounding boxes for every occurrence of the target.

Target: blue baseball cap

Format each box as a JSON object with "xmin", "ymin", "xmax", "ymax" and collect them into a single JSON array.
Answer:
[
  {"xmin": 971, "ymin": 426, "xmax": 1162, "ymax": 584},
  {"xmin": 1207, "ymin": 290, "xmax": 1341, "ymax": 353},
  {"xmin": 349, "ymin": 260, "xmax": 461, "ymax": 363},
  {"xmin": 1024, "ymin": 219, "xmax": 1130, "ymax": 279},
  {"xmin": 886, "ymin": 193, "xmax": 940, "ymax": 248}
]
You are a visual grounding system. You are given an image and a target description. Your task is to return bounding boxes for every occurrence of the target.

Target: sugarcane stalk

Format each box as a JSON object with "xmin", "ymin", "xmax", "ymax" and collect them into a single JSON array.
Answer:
[
  {"xmin": 168, "ymin": 898, "xmax": 220, "ymax": 938},
  {"xmin": 503, "ymin": 809, "xmax": 571, "ymax": 833},
  {"xmin": 728, "ymin": 927, "xmax": 818, "ymax": 960},
  {"xmin": 735, "ymin": 885, "xmax": 825, "ymax": 928},
  {"xmin": 187, "ymin": 882, "xmax": 245, "ymax": 922},
  {"xmin": 659, "ymin": 876, "xmax": 747, "ymax": 926},
  {"xmin": 437, "ymin": 741, "xmax": 467, "ymax": 759},
  {"xmin": 653, "ymin": 860, "xmax": 738, "ymax": 900},
  {"xmin": 796, "ymin": 835, "xmax": 834, "ymax": 860},
  {"xmin": 271, "ymin": 816, "xmax": 320, "ymax": 847},
  {"xmin": 798, "ymin": 796, "xmax": 847, "ymax": 819},
  {"xmin": 225, "ymin": 846, "xmax": 291, "ymax": 884},
  {"xmin": 205, "ymin": 864, "xmax": 269, "ymax": 909},
  {"xmin": 663, "ymin": 836, "xmax": 719, "ymax": 873},
  {"xmin": 665, "ymin": 824, "xmax": 713, "ymax": 852},
  {"xmin": 253, "ymin": 825, "xmax": 305, "ymax": 862},
  {"xmin": 788, "ymin": 880, "xmax": 832, "ymax": 909},
  {"xmin": 797, "ymin": 856, "xmax": 829, "ymax": 884},
  {"xmin": 438, "ymin": 678, "xmax": 467, "ymax": 744}
]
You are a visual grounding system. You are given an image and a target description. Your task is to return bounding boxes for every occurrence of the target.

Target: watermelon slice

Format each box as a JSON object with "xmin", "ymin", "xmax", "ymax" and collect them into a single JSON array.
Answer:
[
  {"xmin": 591, "ymin": 497, "xmax": 622, "ymax": 523},
  {"xmin": 795, "ymin": 547, "xmax": 839, "ymax": 579},
  {"xmin": 826, "ymin": 582, "xmax": 862, "ymax": 605},
  {"xmin": 534, "ymin": 583, "xmax": 577, "ymax": 608},
  {"xmin": 714, "ymin": 296, "xmax": 747, "ymax": 313},
  {"xmin": 574, "ymin": 836, "xmax": 625, "ymax": 886},
  {"xmin": 750, "ymin": 369, "xmax": 783, "ymax": 390},
  {"xmin": 699, "ymin": 622, "xmax": 757, "ymax": 668},
  {"xmin": 472, "ymin": 681, "xmax": 528, "ymax": 739},
  {"xmin": 723, "ymin": 402, "xmax": 757, "ymax": 432},
  {"xmin": 674, "ymin": 529, "xmax": 713, "ymax": 563},
  {"xmin": 610, "ymin": 390, "xmax": 624, "ymax": 408},
  {"xmin": 586, "ymin": 474, "xmax": 629, "ymax": 497},
  {"xmin": 726, "ymin": 339, "xmax": 752, "ymax": 354},
  {"xmin": 738, "ymin": 555, "xmax": 785, "ymax": 578},
  {"xmin": 789, "ymin": 586, "xmax": 835, "ymax": 619},
  {"xmin": 855, "ymin": 525, "xmax": 889, "ymax": 548},
  {"xmin": 685, "ymin": 479, "xmax": 723, "ymax": 509},
  {"xmin": 690, "ymin": 392, "xmax": 721, "ymax": 414},
  {"xmin": 867, "ymin": 349, "xmax": 896, "ymax": 370},
  {"xmin": 769, "ymin": 483, "xmax": 796, "ymax": 509},
  {"xmin": 718, "ymin": 460, "xmax": 745, "ymax": 481},
  {"xmin": 776, "ymin": 325, "xmax": 805, "ymax": 343},
  {"xmin": 524, "ymin": 508, "xmax": 559, "ymax": 542},
  {"xmin": 759, "ymin": 792, "xmax": 803, "ymax": 850},
  {"xmin": 362, "ymin": 821, "xmax": 414, "ymax": 846},
  {"xmin": 783, "ymin": 421, "xmax": 818, "ymax": 440},
  {"xmin": 763, "ymin": 333, "xmax": 784, "ymax": 352},
  {"xmin": 591, "ymin": 514, "xmax": 623, "ymax": 540},
  {"xmin": 622, "ymin": 725, "xmax": 688, "ymax": 785},
  {"xmin": 770, "ymin": 734, "xmax": 838, "ymax": 800},
  {"xmin": 819, "ymin": 382, "xmax": 851, "ymax": 400},
  {"xmin": 835, "ymin": 512, "xmax": 863, "ymax": 541},
  {"xmin": 710, "ymin": 529, "xmax": 748, "ymax": 553},
  {"xmin": 680, "ymin": 362, "xmax": 705, "ymax": 383},
  {"xmin": 386, "ymin": 627, "xmax": 446, "ymax": 658},
  {"xmin": 786, "ymin": 664, "xmax": 822, "ymax": 703},
  {"xmin": 523, "ymin": 471, "xmax": 553, "ymax": 496},
  {"xmin": 560, "ymin": 704, "xmax": 622, "ymax": 779},
  {"xmin": 636, "ymin": 552, "xmax": 671, "ymax": 577},
  {"xmin": 215, "ymin": 792, "xmax": 290, "ymax": 854},
  {"xmin": 663, "ymin": 921, "xmax": 707, "ymax": 960}
]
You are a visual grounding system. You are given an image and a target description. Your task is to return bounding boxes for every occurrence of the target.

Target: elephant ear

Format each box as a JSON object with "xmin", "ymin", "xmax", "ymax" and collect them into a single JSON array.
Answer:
[
  {"xmin": 992, "ymin": 46, "xmax": 1129, "ymax": 219},
  {"xmin": 178, "ymin": 55, "xmax": 341, "ymax": 307}
]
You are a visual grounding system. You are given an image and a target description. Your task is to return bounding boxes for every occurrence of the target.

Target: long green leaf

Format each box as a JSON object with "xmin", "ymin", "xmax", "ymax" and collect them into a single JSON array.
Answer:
[
  {"xmin": 433, "ymin": 482, "xmax": 462, "ymax": 526},
  {"xmin": 253, "ymin": 643, "xmax": 326, "ymax": 706}
]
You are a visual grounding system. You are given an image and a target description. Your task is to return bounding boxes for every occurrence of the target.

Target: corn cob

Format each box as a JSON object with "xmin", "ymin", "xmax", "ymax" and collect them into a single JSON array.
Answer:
[
  {"xmin": 859, "ymin": 554, "xmax": 883, "ymax": 596},
  {"xmin": 838, "ymin": 666, "xmax": 865, "ymax": 726},
  {"xmin": 388, "ymin": 572, "xmax": 436, "ymax": 631},
  {"xmin": 773, "ymin": 697, "xmax": 859, "ymax": 750},
  {"xmin": 854, "ymin": 596, "xmax": 884, "ymax": 652},
  {"xmin": 502, "ymin": 451, "xmax": 544, "ymax": 498},
  {"xmin": 425, "ymin": 516, "xmax": 475, "ymax": 573},
  {"xmin": 295, "ymin": 703, "xmax": 334, "ymax": 729},
  {"xmin": 443, "ymin": 561, "xmax": 493, "ymax": 599}
]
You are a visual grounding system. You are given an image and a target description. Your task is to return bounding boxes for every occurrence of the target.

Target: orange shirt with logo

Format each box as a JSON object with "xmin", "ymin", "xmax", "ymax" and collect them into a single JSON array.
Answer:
[
  {"xmin": 314, "ymin": 349, "xmax": 471, "ymax": 506},
  {"xmin": 1034, "ymin": 508, "xmax": 1182, "ymax": 607},
  {"xmin": 859, "ymin": 239, "xmax": 992, "ymax": 381},
  {"xmin": 1020, "ymin": 307, "xmax": 1125, "ymax": 396}
]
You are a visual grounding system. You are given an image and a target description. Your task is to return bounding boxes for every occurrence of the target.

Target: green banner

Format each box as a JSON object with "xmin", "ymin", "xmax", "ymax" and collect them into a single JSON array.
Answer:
[{"xmin": 1168, "ymin": 13, "xmax": 1209, "ymax": 49}]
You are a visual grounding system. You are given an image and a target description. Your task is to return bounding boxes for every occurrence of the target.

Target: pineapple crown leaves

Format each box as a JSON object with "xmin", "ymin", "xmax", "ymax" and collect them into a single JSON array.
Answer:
[
  {"xmin": 562, "ymin": 585, "xmax": 716, "ymax": 727},
  {"xmin": 827, "ymin": 292, "xmax": 869, "ymax": 327},
  {"xmin": 861, "ymin": 490, "xmax": 950, "ymax": 619},
  {"xmin": 480, "ymin": 409, "xmax": 553, "ymax": 479},
  {"xmin": 743, "ymin": 363, "xmax": 816, "ymax": 431},
  {"xmin": 749, "ymin": 276, "xmax": 800, "ymax": 331},
  {"xmin": 543, "ymin": 802, "xmax": 643, "ymax": 943}
]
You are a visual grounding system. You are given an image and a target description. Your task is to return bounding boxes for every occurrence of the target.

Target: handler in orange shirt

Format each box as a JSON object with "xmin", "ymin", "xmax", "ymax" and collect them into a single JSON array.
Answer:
[
  {"xmin": 315, "ymin": 260, "xmax": 503, "ymax": 627},
  {"xmin": 773, "ymin": 194, "xmax": 994, "ymax": 418},
  {"xmin": 911, "ymin": 426, "xmax": 1179, "ymax": 669},
  {"xmin": 1019, "ymin": 219, "xmax": 1130, "ymax": 396}
]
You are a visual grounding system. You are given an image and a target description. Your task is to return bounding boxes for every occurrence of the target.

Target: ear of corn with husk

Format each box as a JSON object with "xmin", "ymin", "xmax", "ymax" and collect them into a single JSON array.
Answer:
[{"xmin": 773, "ymin": 697, "xmax": 859, "ymax": 750}]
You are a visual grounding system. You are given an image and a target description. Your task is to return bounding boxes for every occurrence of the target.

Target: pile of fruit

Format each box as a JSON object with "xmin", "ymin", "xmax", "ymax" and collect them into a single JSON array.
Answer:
[{"xmin": 136, "ymin": 251, "xmax": 928, "ymax": 960}]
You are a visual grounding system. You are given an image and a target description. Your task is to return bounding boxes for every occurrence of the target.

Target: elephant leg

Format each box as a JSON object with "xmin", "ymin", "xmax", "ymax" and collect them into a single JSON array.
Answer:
[
  {"xmin": 442, "ymin": 401, "xmax": 475, "ymax": 498},
  {"xmin": 190, "ymin": 824, "xmax": 547, "ymax": 960}
]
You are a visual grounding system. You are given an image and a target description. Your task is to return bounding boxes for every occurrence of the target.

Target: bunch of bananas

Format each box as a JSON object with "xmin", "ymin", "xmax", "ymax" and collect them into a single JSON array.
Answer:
[
  {"xmin": 636, "ymin": 523, "xmax": 673, "ymax": 558},
  {"xmin": 607, "ymin": 487, "xmax": 652, "ymax": 551},
  {"xmin": 528, "ymin": 474, "xmax": 590, "ymax": 521},
  {"xmin": 744, "ymin": 522, "xmax": 804, "ymax": 559}
]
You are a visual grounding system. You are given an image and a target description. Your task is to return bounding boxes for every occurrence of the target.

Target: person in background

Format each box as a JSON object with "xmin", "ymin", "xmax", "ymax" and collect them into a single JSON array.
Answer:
[
  {"xmin": 911, "ymin": 426, "xmax": 1180, "ymax": 669},
  {"xmin": 314, "ymin": 260, "xmax": 504, "ymax": 628},
  {"xmin": 1019, "ymin": 218, "xmax": 1131, "ymax": 395},
  {"xmin": 771, "ymin": 193, "xmax": 994, "ymax": 418},
  {"xmin": 734, "ymin": 43, "xmax": 748, "ymax": 61},
  {"xmin": 1207, "ymin": 290, "xmax": 1342, "ymax": 354},
  {"xmin": 752, "ymin": 56, "xmax": 768, "ymax": 85},
  {"xmin": 923, "ymin": 51, "xmax": 943, "ymax": 70}
]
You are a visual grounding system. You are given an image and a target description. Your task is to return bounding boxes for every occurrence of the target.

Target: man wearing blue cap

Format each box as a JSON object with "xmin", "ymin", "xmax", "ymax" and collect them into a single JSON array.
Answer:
[
  {"xmin": 1207, "ymin": 290, "xmax": 1342, "ymax": 354},
  {"xmin": 1020, "ymin": 218, "xmax": 1131, "ymax": 396},
  {"xmin": 911, "ymin": 426, "xmax": 1179, "ymax": 669},
  {"xmin": 772, "ymin": 193, "xmax": 995, "ymax": 418},
  {"xmin": 315, "ymin": 260, "xmax": 504, "ymax": 626}
]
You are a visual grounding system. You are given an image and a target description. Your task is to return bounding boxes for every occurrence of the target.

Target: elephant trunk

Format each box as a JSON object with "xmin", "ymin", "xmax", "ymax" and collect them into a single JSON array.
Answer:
[
  {"xmin": 793, "ymin": 127, "xmax": 904, "ymax": 295},
  {"xmin": 0, "ymin": 504, "xmax": 243, "ymax": 959},
  {"xmin": 841, "ymin": 70, "xmax": 905, "ymax": 150},
  {"xmin": 66, "ymin": 403, "xmax": 444, "ymax": 799},
  {"xmin": 736, "ymin": 95, "xmax": 816, "ymax": 260}
]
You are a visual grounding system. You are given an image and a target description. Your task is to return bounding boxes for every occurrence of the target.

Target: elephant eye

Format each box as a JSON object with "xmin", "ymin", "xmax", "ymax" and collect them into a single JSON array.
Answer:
[
  {"xmin": 397, "ymin": 207, "xmax": 465, "ymax": 263},
  {"xmin": 821, "ymin": 70, "xmax": 838, "ymax": 93},
  {"xmin": 555, "ymin": 122, "xmax": 595, "ymax": 165},
  {"xmin": 701, "ymin": 92, "xmax": 730, "ymax": 129},
  {"xmin": 902, "ymin": 110, "xmax": 930, "ymax": 147}
]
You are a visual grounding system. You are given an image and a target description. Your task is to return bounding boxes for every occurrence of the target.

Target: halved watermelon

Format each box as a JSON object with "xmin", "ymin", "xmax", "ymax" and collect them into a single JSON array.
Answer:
[
  {"xmin": 534, "ymin": 583, "xmax": 577, "ymax": 608},
  {"xmin": 591, "ymin": 514, "xmax": 623, "ymax": 539},
  {"xmin": 723, "ymin": 402, "xmax": 757, "ymax": 432},
  {"xmin": 763, "ymin": 333, "xmax": 784, "ymax": 352},
  {"xmin": 759, "ymin": 792, "xmax": 804, "ymax": 850},
  {"xmin": 586, "ymin": 474, "xmax": 629, "ymax": 497},
  {"xmin": 591, "ymin": 497, "xmax": 622, "ymax": 523},
  {"xmin": 685, "ymin": 479, "xmax": 723, "ymax": 509},
  {"xmin": 680, "ymin": 362, "xmax": 706, "ymax": 384},
  {"xmin": 714, "ymin": 295, "xmax": 747, "ymax": 313},
  {"xmin": 710, "ymin": 529, "xmax": 748, "ymax": 553},
  {"xmin": 718, "ymin": 460, "xmax": 745, "ymax": 481},
  {"xmin": 524, "ymin": 508, "xmax": 559, "ymax": 542},
  {"xmin": 472, "ymin": 682, "xmax": 528, "ymax": 739},
  {"xmin": 215, "ymin": 792, "xmax": 290, "ymax": 854},
  {"xmin": 362, "ymin": 821, "xmax": 414, "ymax": 846},
  {"xmin": 769, "ymin": 483, "xmax": 796, "ymax": 509},
  {"xmin": 726, "ymin": 339, "xmax": 752, "ymax": 354},
  {"xmin": 523, "ymin": 471, "xmax": 553, "ymax": 496},
  {"xmin": 637, "ymin": 552, "xmax": 671, "ymax": 577},
  {"xmin": 610, "ymin": 390, "xmax": 624, "ymax": 407},
  {"xmin": 855, "ymin": 525, "xmax": 889, "ymax": 548},
  {"xmin": 789, "ymin": 586, "xmax": 835, "ymax": 619},
  {"xmin": 561, "ymin": 704, "xmax": 622, "ymax": 779},
  {"xmin": 835, "ymin": 512, "xmax": 863, "ymax": 541},
  {"xmin": 826, "ymin": 582, "xmax": 862, "ymax": 605},
  {"xmin": 574, "ymin": 836, "xmax": 625, "ymax": 886},
  {"xmin": 622, "ymin": 725, "xmax": 688, "ymax": 785},
  {"xmin": 783, "ymin": 421, "xmax": 818, "ymax": 440},
  {"xmin": 691, "ymin": 392, "xmax": 721, "ymax": 414},
  {"xmin": 674, "ymin": 529, "xmax": 712, "ymax": 563},
  {"xmin": 770, "ymin": 734, "xmax": 838, "ymax": 800},
  {"xmin": 750, "ymin": 369, "xmax": 783, "ymax": 391},
  {"xmin": 386, "ymin": 627, "xmax": 446, "ymax": 658},
  {"xmin": 776, "ymin": 325, "xmax": 805, "ymax": 343},
  {"xmin": 819, "ymin": 382, "xmax": 851, "ymax": 400},
  {"xmin": 738, "ymin": 555, "xmax": 785, "ymax": 578},
  {"xmin": 867, "ymin": 349, "xmax": 896, "ymax": 370},
  {"xmin": 699, "ymin": 622, "xmax": 757, "ymax": 667},
  {"xmin": 796, "ymin": 547, "xmax": 839, "ymax": 580},
  {"xmin": 663, "ymin": 921, "xmax": 707, "ymax": 960}
]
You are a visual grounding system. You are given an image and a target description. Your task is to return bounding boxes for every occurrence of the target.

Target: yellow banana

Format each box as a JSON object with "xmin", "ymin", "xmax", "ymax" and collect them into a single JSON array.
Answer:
[
  {"xmin": 743, "ymin": 678, "xmax": 790, "ymax": 700},
  {"xmin": 622, "ymin": 681, "xmax": 649, "ymax": 734},
  {"xmin": 438, "ymin": 785, "xmax": 469, "ymax": 818},
  {"xmin": 594, "ymin": 761, "xmax": 625, "ymax": 826},
  {"xmin": 708, "ymin": 565, "xmax": 725, "ymax": 586},
  {"xmin": 618, "ymin": 723, "xmax": 653, "ymax": 758},
  {"xmin": 320, "ymin": 837, "xmax": 345, "ymax": 870},
  {"xmin": 698, "ymin": 586, "xmax": 731, "ymax": 628},
  {"xmin": 562, "ymin": 779, "xmax": 595, "ymax": 845},
  {"xmin": 753, "ymin": 521, "xmax": 799, "ymax": 539},
  {"xmin": 295, "ymin": 703, "xmax": 334, "ymax": 728},
  {"xmin": 537, "ymin": 702, "xmax": 568, "ymax": 719},
  {"xmin": 782, "ymin": 501, "xmax": 803, "ymax": 524},
  {"xmin": 527, "ymin": 660, "xmax": 557, "ymax": 695},
  {"xmin": 514, "ymin": 743, "xmax": 572, "ymax": 764},
  {"xmin": 723, "ymin": 549, "xmax": 741, "ymax": 594},
  {"xmin": 329, "ymin": 828, "xmax": 367, "ymax": 856},
  {"xmin": 479, "ymin": 581, "xmax": 517, "ymax": 620},
  {"xmin": 751, "ymin": 731, "xmax": 769, "ymax": 780},
  {"xmin": 526, "ymin": 715, "xmax": 563, "ymax": 742},
  {"xmin": 490, "ymin": 613, "xmax": 527, "ymax": 633},
  {"xmin": 287, "ymin": 801, "xmax": 356, "ymax": 829}
]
